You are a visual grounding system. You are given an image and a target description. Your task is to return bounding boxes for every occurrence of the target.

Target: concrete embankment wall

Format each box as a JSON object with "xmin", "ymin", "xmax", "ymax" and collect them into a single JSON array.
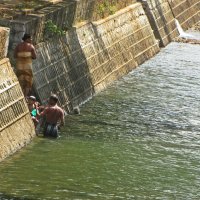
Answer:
[
  {"xmin": 142, "ymin": 0, "xmax": 179, "ymax": 47},
  {"xmin": 0, "ymin": 28, "xmax": 35, "ymax": 162},
  {"xmin": 32, "ymin": 0, "xmax": 199, "ymax": 109},
  {"xmin": 142, "ymin": 0, "xmax": 199, "ymax": 47},
  {"xmin": 168, "ymin": 0, "xmax": 199, "ymax": 30},
  {"xmin": 32, "ymin": 3, "xmax": 159, "ymax": 110}
]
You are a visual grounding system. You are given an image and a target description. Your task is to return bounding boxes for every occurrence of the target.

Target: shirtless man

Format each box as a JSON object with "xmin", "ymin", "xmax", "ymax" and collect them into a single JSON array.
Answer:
[
  {"xmin": 40, "ymin": 95, "xmax": 65, "ymax": 138},
  {"xmin": 14, "ymin": 33, "xmax": 36, "ymax": 97}
]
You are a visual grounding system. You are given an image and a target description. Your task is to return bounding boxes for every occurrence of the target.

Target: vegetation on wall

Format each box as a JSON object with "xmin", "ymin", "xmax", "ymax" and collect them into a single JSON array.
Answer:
[
  {"xmin": 15, "ymin": 1, "xmax": 45, "ymax": 10},
  {"xmin": 97, "ymin": 0, "xmax": 118, "ymax": 18},
  {"xmin": 44, "ymin": 20, "xmax": 65, "ymax": 39},
  {"xmin": 0, "ymin": 0, "xmax": 48, "ymax": 19}
]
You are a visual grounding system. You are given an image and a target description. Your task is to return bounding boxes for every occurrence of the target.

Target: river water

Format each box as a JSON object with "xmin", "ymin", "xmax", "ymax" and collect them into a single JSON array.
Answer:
[{"xmin": 1, "ymin": 42, "xmax": 200, "ymax": 200}]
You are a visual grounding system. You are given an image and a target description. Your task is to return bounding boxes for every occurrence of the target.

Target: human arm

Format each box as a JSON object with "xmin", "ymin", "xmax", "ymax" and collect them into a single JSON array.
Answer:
[
  {"xmin": 60, "ymin": 110, "xmax": 65, "ymax": 127},
  {"xmin": 31, "ymin": 45, "xmax": 37, "ymax": 59},
  {"xmin": 38, "ymin": 107, "xmax": 47, "ymax": 118}
]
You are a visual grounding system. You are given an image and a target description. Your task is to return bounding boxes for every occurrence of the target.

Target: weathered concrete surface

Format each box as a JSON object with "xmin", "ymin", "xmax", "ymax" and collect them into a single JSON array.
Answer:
[
  {"xmin": 75, "ymin": 0, "xmax": 137, "ymax": 22},
  {"xmin": 141, "ymin": 0, "xmax": 179, "ymax": 46},
  {"xmin": 0, "ymin": 32, "xmax": 35, "ymax": 162},
  {"xmin": 0, "ymin": 0, "xmax": 137, "ymax": 46},
  {"xmin": 140, "ymin": 0, "xmax": 199, "ymax": 47},
  {"xmin": 0, "ymin": 27, "xmax": 10, "ymax": 59},
  {"xmin": 32, "ymin": 3, "xmax": 159, "ymax": 111},
  {"xmin": 168, "ymin": 0, "xmax": 199, "ymax": 29},
  {"xmin": 33, "ymin": 36, "xmax": 94, "ymax": 111}
]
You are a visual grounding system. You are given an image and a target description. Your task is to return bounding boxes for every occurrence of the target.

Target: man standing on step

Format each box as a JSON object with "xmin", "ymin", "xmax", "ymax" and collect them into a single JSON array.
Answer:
[{"xmin": 14, "ymin": 33, "xmax": 36, "ymax": 97}]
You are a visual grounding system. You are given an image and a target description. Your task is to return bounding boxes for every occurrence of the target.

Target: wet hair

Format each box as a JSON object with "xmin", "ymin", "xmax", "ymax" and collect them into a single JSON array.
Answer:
[
  {"xmin": 22, "ymin": 33, "xmax": 31, "ymax": 41},
  {"xmin": 49, "ymin": 94, "xmax": 58, "ymax": 103}
]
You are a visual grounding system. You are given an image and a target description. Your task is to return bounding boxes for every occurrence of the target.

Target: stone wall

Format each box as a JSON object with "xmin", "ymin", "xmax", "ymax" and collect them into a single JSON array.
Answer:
[
  {"xmin": 0, "ymin": 29, "xmax": 35, "ymax": 162},
  {"xmin": 141, "ymin": 0, "xmax": 178, "ymax": 46},
  {"xmin": 74, "ymin": 0, "xmax": 137, "ymax": 22},
  {"xmin": 0, "ymin": 0, "xmax": 137, "ymax": 46},
  {"xmin": 142, "ymin": 0, "xmax": 199, "ymax": 47},
  {"xmin": 81, "ymin": 3, "xmax": 159, "ymax": 91},
  {"xmin": 0, "ymin": 0, "xmax": 138, "ymax": 66},
  {"xmin": 33, "ymin": 3, "xmax": 159, "ymax": 111},
  {"xmin": 0, "ymin": 0, "xmax": 199, "ymax": 161},
  {"xmin": 33, "ymin": 36, "xmax": 94, "ymax": 111},
  {"xmin": 0, "ymin": 0, "xmax": 199, "ymax": 111},
  {"xmin": 168, "ymin": 0, "xmax": 199, "ymax": 30},
  {"xmin": 0, "ymin": 27, "xmax": 10, "ymax": 59},
  {"xmin": 0, "ymin": 0, "xmax": 199, "ymax": 52}
]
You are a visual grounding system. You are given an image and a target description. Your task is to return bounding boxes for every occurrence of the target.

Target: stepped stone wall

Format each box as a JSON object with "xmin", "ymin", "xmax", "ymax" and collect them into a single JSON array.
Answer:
[
  {"xmin": 1, "ymin": 0, "xmax": 198, "ymax": 56},
  {"xmin": 33, "ymin": 36, "xmax": 94, "ymax": 110},
  {"xmin": 75, "ymin": 0, "xmax": 137, "ymax": 22},
  {"xmin": 0, "ymin": 29, "xmax": 35, "ymax": 162},
  {"xmin": 142, "ymin": 0, "xmax": 179, "ymax": 46},
  {"xmin": 141, "ymin": 0, "xmax": 199, "ymax": 46},
  {"xmin": 81, "ymin": 3, "xmax": 159, "ymax": 91},
  {"xmin": 33, "ymin": 3, "xmax": 159, "ymax": 111},
  {"xmin": 0, "ymin": 27, "xmax": 10, "ymax": 59},
  {"xmin": 0, "ymin": 0, "xmax": 137, "ymax": 49},
  {"xmin": 168, "ymin": 0, "xmax": 199, "ymax": 29}
]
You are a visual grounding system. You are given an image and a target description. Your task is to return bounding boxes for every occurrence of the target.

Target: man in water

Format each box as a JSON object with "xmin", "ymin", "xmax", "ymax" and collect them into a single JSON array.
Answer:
[
  {"xmin": 40, "ymin": 94, "xmax": 65, "ymax": 138},
  {"xmin": 14, "ymin": 33, "xmax": 36, "ymax": 97}
]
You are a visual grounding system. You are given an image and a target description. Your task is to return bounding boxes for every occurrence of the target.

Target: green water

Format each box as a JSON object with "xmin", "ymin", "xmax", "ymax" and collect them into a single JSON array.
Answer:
[{"xmin": 1, "ymin": 42, "xmax": 200, "ymax": 199}]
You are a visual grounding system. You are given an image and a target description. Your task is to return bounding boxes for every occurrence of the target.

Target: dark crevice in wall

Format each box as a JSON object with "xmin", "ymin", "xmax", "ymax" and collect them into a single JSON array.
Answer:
[
  {"xmin": 140, "ymin": 1, "xmax": 164, "ymax": 47},
  {"xmin": 154, "ymin": 0, "xmax": 172, "ymax": 45},
  {"xmin": 64, "ymin": 28, "xmax": 95, "ymax": 109}
]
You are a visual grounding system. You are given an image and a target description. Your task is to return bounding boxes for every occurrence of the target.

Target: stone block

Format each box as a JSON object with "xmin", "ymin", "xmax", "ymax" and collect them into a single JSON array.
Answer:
[
  {"xmin": 168, "ymin": 0, "xmax": 200, "ymax": 29},
  {"xmin": 0, "ymin": 27, "xmax": 10, "ymax": 59},
  {"xmin": 142, "ymin": 0, "xmax": 179, "ymax": 46},
  {"xmin": 0, "ymin": 58, "xmax": 35, "ymax": 162}
]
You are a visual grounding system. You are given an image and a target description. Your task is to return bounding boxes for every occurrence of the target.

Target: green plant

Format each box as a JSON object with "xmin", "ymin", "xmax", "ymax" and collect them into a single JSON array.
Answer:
[
  {"xmin": 44, "ymin": 20, "xmax": 65, "ymax": 38},
  {"xmin": 109, "ymin": 5, "xmax": 117, "ymax": 15},
  {"xmin": 98, "ymin": 3, "xmax": 106, "ymax": 17},
  {"xmin": 15, "ymin": 3, "xmax": 26, "ymax": 10},
  {"xmin": 97, "ymin": 0, "xmax": 117, "ymax": 18}
]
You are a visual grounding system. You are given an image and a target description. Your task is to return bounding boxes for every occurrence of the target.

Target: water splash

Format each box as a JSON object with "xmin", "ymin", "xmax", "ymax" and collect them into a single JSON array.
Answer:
[{"xmin": 175, "ymin": 19, "xmax": 198, "ymax": 40}]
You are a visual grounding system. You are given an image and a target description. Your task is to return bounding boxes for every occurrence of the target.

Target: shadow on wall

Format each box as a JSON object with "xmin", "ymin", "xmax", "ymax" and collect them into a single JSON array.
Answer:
[
  {"xmin": 64, "ymin": 28, "xmax": 95, "ymax": 109},
  {"xmin": 140, "ymin": 0, "xmax": 177, "ymax": 47},
  {"xmin": 0, "ymin": 0, "xmax": 96, "ymax": 113},
  {"xmin": 32, "ymin": 27, "xmax": 95, "ymax": 113},
  {"xmin": 154, "ymin": 0, "xmax": 171, "ymax": 45},
  {"xmin": 140, "ymin": 0, "xmax": 163, "ymax": 46}
]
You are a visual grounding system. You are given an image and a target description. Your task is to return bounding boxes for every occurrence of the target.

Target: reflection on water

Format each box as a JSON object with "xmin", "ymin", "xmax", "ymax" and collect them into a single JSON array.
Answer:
[{"xmin": 1, "ymin": 42, "xmax": 200, "ymax": 199}]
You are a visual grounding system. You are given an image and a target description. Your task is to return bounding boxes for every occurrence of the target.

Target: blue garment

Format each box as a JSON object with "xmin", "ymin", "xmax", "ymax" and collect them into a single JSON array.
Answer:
[{"xmin": 43, "ymin": 123, "xmax": 58, "ymax": 138}]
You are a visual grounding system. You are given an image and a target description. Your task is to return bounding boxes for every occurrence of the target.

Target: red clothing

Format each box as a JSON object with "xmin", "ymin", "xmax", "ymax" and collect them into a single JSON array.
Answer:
[{"xmin": 41, "ymin": 105, "xmax": 64, "ymax": 125}]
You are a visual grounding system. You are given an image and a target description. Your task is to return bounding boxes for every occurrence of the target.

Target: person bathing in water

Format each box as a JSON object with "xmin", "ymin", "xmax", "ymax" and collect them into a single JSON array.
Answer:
[
  {"xmin": 39, "ymin": 94, "xmax": 65, "ymax": 138},
  {"xmin": 27, "ymin": 96, "xmax": 39, "ymax": 128}
]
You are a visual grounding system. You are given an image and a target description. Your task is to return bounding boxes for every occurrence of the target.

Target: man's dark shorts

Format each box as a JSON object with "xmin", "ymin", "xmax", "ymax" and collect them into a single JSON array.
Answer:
[{"xmin": 43, "ymin": 123, "xmax": 58, "ymax": 138}]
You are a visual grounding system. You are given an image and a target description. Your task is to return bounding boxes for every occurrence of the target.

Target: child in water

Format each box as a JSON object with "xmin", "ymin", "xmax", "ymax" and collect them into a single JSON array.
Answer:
[{"xmin": 27, "ymin": 96, "xmax": 39, "ymax": 128}]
